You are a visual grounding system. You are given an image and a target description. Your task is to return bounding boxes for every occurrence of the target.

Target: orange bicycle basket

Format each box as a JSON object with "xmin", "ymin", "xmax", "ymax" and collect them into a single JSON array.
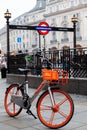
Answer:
[
  {"xmin": 59, "ymin": 70, "xmax": 69, "ymax": 86},
  {"xmin": 42, "ymin": 69, "xmax": 59, "ymax": 81},
  {"xmin": 52, "ymin": 69, "xmax": 69, "ymax": 86}
]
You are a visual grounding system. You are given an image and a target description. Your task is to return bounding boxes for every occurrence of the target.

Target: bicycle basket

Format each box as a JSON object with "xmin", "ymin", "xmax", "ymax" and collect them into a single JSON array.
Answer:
[
  {"xmin": 58, "ymin": 70, "xmax": 69, "ymax": 86},
  {"xmin": 42, "ymin": 69, "xmax": 58, "ymax": 81}
]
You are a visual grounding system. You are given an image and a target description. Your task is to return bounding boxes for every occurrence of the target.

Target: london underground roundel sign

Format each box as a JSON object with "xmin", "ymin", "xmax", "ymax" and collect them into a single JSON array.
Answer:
[{"xmin": 38, "ymin": 22, "xmax": 49, "ymax": 35}]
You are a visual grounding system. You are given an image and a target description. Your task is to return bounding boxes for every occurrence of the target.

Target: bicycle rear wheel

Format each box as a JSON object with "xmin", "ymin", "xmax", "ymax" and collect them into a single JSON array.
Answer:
[
  {"xmin": 37, "ymin": 88, "xmax": 74, "ymax": 129},
  {"xmin": 4, "ymin": 84, "xmax": 23, "ymax": 117}
]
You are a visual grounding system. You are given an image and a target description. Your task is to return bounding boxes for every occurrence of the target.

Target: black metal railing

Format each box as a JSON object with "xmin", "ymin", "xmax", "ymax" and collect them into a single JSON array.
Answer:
[{"xmin": 9, "ymin": 48, "xmax": 87, "ymax": 78}]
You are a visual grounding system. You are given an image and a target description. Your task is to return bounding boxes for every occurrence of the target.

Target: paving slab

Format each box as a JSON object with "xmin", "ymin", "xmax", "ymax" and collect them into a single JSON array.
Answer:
[
  {"xmin": 0, "ymin": 123, "xmax": 19, "ymax": 130},
  {"xmin": 0, "ymin": 78, "xmax": 87, "ymax": 130}
]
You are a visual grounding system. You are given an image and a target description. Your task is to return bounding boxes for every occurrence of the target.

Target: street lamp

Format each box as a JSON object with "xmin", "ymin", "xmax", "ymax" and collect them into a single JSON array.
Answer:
[
  {"xmin": 71, "ymin": 15, "xmax": 78, "ymax": 56},
  {"xmin": 4, "ymin": 9, "xmax": 11, "ymax": 73}
]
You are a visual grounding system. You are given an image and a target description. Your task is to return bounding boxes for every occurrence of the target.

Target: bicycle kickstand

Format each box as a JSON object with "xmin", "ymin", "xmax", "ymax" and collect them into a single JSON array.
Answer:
[{"xmin": 26, "ymin": 109, "xmax": 37, "ymax": 119}]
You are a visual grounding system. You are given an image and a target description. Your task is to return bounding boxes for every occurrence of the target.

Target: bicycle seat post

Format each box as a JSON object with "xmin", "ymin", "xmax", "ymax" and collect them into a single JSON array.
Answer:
[
  {"xmin": 24, "ymin": 71, "xmax": 28, "ymax": 81},
  {"xmin": 24, "ymin": 71, "xmax": 29, "ymax": 95}
]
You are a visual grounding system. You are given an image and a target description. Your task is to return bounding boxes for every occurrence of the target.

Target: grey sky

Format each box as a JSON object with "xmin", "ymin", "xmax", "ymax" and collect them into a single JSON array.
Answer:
[{"xmin": 0, "ymin": 0, "xmax": 36, "ymax": 29}]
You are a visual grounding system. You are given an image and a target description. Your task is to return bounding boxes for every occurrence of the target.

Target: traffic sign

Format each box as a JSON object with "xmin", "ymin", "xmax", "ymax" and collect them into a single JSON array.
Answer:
[
  {"xmin": 38, "ymin": 22, "xmax": 49, "ymax": 35},
  {"xmin": 17, "ymin": 37, "xmax": 22, "ymax": 43},
  {"xmin": 25, "ymin": 55, "xmax": 32, "ymax": 63}
]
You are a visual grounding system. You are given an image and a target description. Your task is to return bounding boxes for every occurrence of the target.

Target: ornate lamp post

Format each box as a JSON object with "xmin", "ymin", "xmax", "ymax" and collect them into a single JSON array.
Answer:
[
  {"xmin": 4, "ymin": 9, "xmax": 11, "ymax": 73},
  {"xmin": 71, "ymin": 15, "xmax": 78, "ymax": 56}
]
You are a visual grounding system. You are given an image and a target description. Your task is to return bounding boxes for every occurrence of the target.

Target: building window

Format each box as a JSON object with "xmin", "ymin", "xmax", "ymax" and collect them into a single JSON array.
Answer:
[
  {"xmin": 27, "ymin": 18, "xmax": 29, "ymax": 22},
  {"xmin": 79, "ymin": 0, "xmax": 82, "ymax": 4},
  {"xmin": 56, "ymin": 5, "xmax": 59, "ymax": 11},
  {"xmin": 64, "ymin": 15, "xmax": 67, "ymax": 20},
  {"xmin": 39, "ymin": 2, "xmax": 42, "ymax": 7},
  {"xmin": 71, "ymin": 0, "xmax": 74, "ymax": 7},
  {"xmin": 49, "ymin": 0, "xmax": 53, "ymax": 2},
  {"xmin": 23, "ymin": 42, "xmax": 25, "ymax": 49},
  {"xmin": 26, "ymin": 33, "xmax": 28, "ymax": 39},
  {"xmin": 32, "ymin": 32, "xmax": 37, "ymax": 47},
  {"xmin": 51, "ymin": 18, "xmax": 57, "ymax": 41},
  {"xmin": 20, "ymin": 21, "xmax": 22, "ymax": 24},
  {"xmin": 52, "ymin": 31, "xmax": 56, "ymax": 41},
  {"xmin": 26, "ymin": 42, "xmax": 28, "ymax": 48},
  {"xmin": 24, "ymin": 19, "xmax": 25, "ymax": 23},
  {"xmin": 76, "ymin": 21, "xmax": 82, "ymax": 40},
  {"xmin": 50, "ymin": 7, "xmax": 52, "ymax": 13},
  {"xmin": 35, "ymin": 33, "xmax": 38, "ymax": 45},
  {"xmin": 32, "ymin": 15, "xmax": 35, "ymax": 21},
  {"xmin": 75, "ymin": 13, "xmax": 82, "ymax": 40},
  {"xmin": 61, "ymin": 16, "xmax": 69, "ymax": 42}
]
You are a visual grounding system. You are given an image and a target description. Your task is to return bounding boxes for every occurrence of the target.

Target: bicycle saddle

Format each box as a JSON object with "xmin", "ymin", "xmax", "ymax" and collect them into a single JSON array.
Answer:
[{"xmin": 18, "ymin": 68, "xmax": 30, "ymax": 73}]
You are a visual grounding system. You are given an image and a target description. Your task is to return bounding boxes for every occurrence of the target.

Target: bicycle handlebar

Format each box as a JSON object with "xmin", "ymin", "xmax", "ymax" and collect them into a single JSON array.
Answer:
[
  {"xmin": 35, "ymin": 53, "xmax": 53, "ymax": 69},
  {"xmin": 35, "ymin": 53, "xmax": 43, "ymax": 58}
]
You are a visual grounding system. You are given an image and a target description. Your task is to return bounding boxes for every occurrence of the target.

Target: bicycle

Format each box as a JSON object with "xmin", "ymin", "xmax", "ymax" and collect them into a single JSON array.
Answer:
[{"xmin": 4, "ymin": 54, "xmax": 74, "ymax": 129}]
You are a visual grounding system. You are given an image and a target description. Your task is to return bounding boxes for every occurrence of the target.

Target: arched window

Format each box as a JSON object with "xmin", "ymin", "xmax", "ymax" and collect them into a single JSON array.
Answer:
[
  {"xmin": 61, "ymin": 16, "xmax": 69, "ymax": 42},
  {"xmin": 76, "ymin": 21, "xmax": 82, "ymax": 40},
  {"xmin": 51, "ymin": 18, "xmax": 57, "ymax": 41},
  {"xmin": 32, "ymin": 32, "xmax": 38, "ymax": 47},
  {"xmin": 35, "ymin": 32, "xmax": 38, "ymax": 45},
  {"xmin": 75, "ymin": 13, "xmax": 82, "ymax": 41}
]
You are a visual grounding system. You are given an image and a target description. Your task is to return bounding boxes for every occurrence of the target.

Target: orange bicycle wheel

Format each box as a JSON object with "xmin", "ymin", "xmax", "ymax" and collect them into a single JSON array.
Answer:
[
  {"xmin": 37, "ymin": 88, "xmax": 74, "ymax": 129},
  {"xmin": 4, "ymin": 84, "xmax": 23, "ymax": 117}
]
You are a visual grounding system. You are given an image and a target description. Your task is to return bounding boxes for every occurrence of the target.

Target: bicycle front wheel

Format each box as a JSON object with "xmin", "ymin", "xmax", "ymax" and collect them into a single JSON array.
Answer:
[
  {"xmin": 4, "ymin": 84, "xmax": 23, "ymax": 117},
  {"xmin": 37, "ymin": 88, "xmax": 74, "ymax": 129}
]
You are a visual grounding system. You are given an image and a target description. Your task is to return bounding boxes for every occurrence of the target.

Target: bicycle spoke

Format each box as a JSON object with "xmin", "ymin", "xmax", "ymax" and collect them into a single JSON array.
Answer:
[
  {"xmin": 7, "ymin": 101, "xmax": 12, "ymax": 107},
  {"xmin": 40, "ymin": 105, "xmax": 52, "ymax": 110},
  {"xmin": 15, "ymin": 88, "xmax": 20, "ymax": 95},
  {"xmin": 58, "ymin": 109, "xmax": 68, "ymax": 118},
  {"xmin": 15, "ymin": 90, "xmax": 18, "ymax": 95},
  {"xmin": 49, "ymin": 111, "xmax": 55, "ymax": 124},
  {"xmin": 13, "ymin": 103, "xmax": 15, "ymax": 113},
  {"xmin": 57, "ymin": 97, "xmax": 68, "ymax": 107}
]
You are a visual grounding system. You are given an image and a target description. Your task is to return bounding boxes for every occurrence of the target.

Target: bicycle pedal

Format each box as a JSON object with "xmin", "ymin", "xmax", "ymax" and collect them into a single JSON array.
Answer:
[{"xmin": 26, "ymin": 110, "xmax": 37, "ymax": 119}]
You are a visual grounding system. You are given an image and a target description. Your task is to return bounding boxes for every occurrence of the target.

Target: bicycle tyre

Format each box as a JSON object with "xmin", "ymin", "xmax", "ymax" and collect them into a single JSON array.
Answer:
[
  {"xmin": 37, "ymin": 88, "xmax": 74, "ymax": 129},
  {"xmin": 4, "ymin": 84, "xmax": 23, "ymax": 117}
]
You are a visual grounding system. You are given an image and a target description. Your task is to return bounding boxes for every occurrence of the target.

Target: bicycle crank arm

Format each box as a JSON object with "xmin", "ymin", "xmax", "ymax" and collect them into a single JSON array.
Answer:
[{"xmin": 11, "ymin": 95, "xmax": 28, "ymax": 109}]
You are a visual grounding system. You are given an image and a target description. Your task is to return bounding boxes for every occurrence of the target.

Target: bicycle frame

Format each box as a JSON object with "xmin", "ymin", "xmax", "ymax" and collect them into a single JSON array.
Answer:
[{"xmin": 24, "ymin": 79, "xmax": 52, "ymax": 104}]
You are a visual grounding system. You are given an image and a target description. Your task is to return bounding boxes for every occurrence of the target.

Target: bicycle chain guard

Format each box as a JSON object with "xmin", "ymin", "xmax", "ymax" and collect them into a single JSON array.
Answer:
[{"xmin": 11, "ymin": 95, "xmax": 30, "ymax": 109}]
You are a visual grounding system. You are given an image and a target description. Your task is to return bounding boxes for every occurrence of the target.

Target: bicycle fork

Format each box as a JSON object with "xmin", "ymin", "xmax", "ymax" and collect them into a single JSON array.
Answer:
[
  {"xmin": 48, "ymin": 87, "xmax": 55, "ymax": 107},
  {"xmin": 23, "ymin": 81, "xmax": 30, "ymax": 107}
]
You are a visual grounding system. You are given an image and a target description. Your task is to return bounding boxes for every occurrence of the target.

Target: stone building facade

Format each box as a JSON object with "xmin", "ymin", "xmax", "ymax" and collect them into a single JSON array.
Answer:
[{"xmin": 0, "ymin": 0, "xmax": 87, "ymax": 55}]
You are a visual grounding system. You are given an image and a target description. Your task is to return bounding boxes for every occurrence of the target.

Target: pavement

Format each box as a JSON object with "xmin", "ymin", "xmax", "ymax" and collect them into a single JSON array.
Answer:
[{"xmin": 0, "ymin": 75, "xmax": 87, "ymax": 130}]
